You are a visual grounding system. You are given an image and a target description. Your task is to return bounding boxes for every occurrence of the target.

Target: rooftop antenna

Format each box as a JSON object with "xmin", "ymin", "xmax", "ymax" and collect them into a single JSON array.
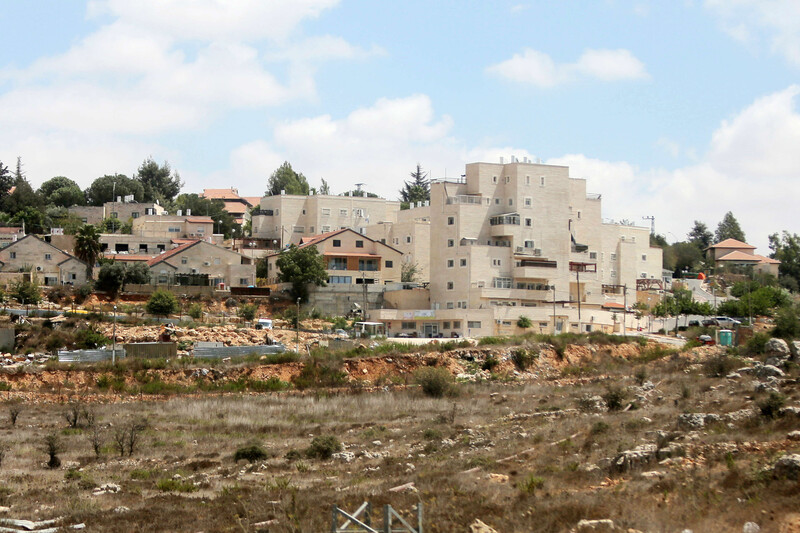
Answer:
[
  {"xmin": 354, "ymin": 183, "xmax": 365, "ymax": 196},
  {"xmin": 642, "ymin": 215, "xmax": 655, "ymax": 235}
]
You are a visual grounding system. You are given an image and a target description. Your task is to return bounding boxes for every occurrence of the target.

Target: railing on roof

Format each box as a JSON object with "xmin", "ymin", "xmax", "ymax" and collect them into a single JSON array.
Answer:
[
  {"xmin": 446, "ymin": 195, "xmax": 485, "ymax": 205},
  {"xmin": 586, "ymin": 193, "xmax": 602, "ymax": 200}
]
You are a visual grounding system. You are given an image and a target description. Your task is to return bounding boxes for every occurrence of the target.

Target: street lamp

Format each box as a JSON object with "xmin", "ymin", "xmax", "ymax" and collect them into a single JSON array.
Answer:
[{"xmin": 112, "ymin": 305, "xmax": 117, "ymax": 365}]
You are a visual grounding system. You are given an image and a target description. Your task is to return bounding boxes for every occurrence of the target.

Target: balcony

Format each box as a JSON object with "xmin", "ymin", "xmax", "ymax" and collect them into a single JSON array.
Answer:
[
  {"xmin": 490, "ymin": 213, "xmax": 520, "ymax": 237},
  {"xmin": 446, "ymin": 194, "xmax": 485, "ymax": 205},
  {"xmin": 513, "ymin": 258, "xmax": 557, "ymax": 279}
]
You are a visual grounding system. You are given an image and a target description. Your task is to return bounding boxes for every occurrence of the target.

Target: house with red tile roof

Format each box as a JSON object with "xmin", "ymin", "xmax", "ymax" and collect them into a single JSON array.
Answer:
[
  {"xmin": 0, "ymin": 235, "xmax": 88, "ymax": 286},
  {"xmin": 147, "ymin": 239, "xmax": 255, "ymax": 288},
  {"xmin": 706, "ymin": 238, "xmax": 780, "ymax": 276},
  {"xmin": 201, "ymin": 188, "xmax": 261, "ymax": 226}
]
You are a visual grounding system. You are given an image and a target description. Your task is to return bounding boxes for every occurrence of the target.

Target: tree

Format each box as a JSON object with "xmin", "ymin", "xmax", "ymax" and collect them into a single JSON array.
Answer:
[
  {"xmin": 1, "ymin": 175, "xmax": 43, "ymax": 218},
  {"xmin": 687, "ymin": 221, "xmax": 713, "ymax": 250},
  {"xmin": 649, "ymin": 233, "xmax": 667, "ymax": 247},
  {"xmin": 318, "ymin": 178, "xmax": 331, "ymax": 195},
  {"xmin": 85, "ymin": 174, "xmax": 144, "ymax": 206},
  {"xmin": 664, "ymin": 242, "xmax": 703, "ymax": 275},
  {"xmin": 38, "ymin": 176, "xmax": 85, "ymax": 207},
  {"xmin": 275, "ymin": 244, "xmax": 328, "ymax": 302},
  {"xmin": 0, "ymin": 160, "xmax": 12, "ymax": 202},
  {"xmin": 74, "ymin": 225, "xmax": 102, "ymax": 280},
  {"xmin": 96, "ymin": 262, "xmax": 126, "ymax": 294},
  {"xmin": 172, "ymin": 194, "xmax": 239, "ymax": 238},
  {"xmin": 714, "ymin": 212, "xmax": 746, "ymax": 243},
  {"xmin": 146, "ymin": 289, "xmax": 179, "ymax": 317},
  {"xmin": 10, "ymin": 278, "xmax": 42, "ymax": 304},
  {"xmin": 11, "ymin": 206, "xmax": 49, "ymax": 235},
  {"xmin": 266, "ymin": 162, "xmax": 310, "ymax": 196},
  {"xmin": 47, "ymin": 208, "xmax": 85, "ymax": 235},
  {"xmin": 769, "ymin": 231, "xmax": 800, "ymax": 291},
  {"xmin": 399, "ymin": 164, "xmax": 430, "ymax": 208},
  {"xmin": 401, "ymin": 262, "xmax": 419, "ymax": 282},
  {"xmin": 136, "ymin": 158, "xmax": 183, "ymax": 204},
  {"xmin": 125, "ymin": 262, "xmax": 151, "ymax": 286}
]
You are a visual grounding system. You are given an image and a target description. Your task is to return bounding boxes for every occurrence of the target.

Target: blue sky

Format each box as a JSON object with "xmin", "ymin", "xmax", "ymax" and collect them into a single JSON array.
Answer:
[{"xmin": 1, "ymin": 0, "xmax": 799, "ymax": 250}]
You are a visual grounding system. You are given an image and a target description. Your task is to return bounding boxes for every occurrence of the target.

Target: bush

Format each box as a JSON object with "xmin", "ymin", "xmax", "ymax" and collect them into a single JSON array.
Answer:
[
  {"xmin": 187, "ymin": 303, "xmax": 203, "ymax": 321},
  {"xmin": 10, "ymin": 278, "xmax": 41, "ymax": 305},
  {"xmin": 43, "ymin": 433, "xmax": 63, "ymax": 469},
  {"xmin": 511, "ymin": 348, "xmax": 536, "ymax": 370},
  {"xmin": 292, "ymin": 359, "xmax": 347, "ymax": 390},
  {"xmin": 517, "ymin": 474, "xmax": 544, "ymax": 494},
  {"xmin": 481, "ymin": 355, "xmax": 499, "ymax": 372},
  {"xmin": 237, "ymin": 303, "xmax": 257, "ymax": 322},
  {"xmin": 414, "ymin": 367, "xmax": 454, "ymax": 398},
  {"xmin": 74, "ymin": 327, "xmax": 110, "ymax": 349},
  {"xmin": 745, "ymin": 333, "xmax": 770, "ymax": 355},
  {"xmin": 146, "ymin": 289, "xmax": 179, "ymax": 317},
  {"xmin": 156, "ymin": 478, "xmax": 198, "ymax": 493},
  {"xmin": 225, "ymin": 298, "xmax": 238, "ymax": 309},
  {"xmin": 306, "ymin": 435, "xmax": 341, "ymax": 460},
  {"xmin": 602, "ymin": 385, "xmax": 627, "ymax": 411},
  {"xmin": 517, "ymin": 316, "xmax": 532, "ymax": 329},
  {"xmin": 703, "ymin": 354, "xmax": 738, "ymax": 377},
  {"xmin": 234, "ymin": 444, "xmax": 269, "ymax": 463},
  {"xmin": 758, "ymin": 392, "xmax": 786, "ymax": 419}
]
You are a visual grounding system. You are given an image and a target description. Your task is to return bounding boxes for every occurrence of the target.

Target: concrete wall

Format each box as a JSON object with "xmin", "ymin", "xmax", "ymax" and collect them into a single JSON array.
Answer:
[
  {"xmin": 306, "ymin": 285, "xmax": 385, "ymax": 317},
  {"xmin": 0, "ymin": 328, "xmax": 14, "ymax": 352}
]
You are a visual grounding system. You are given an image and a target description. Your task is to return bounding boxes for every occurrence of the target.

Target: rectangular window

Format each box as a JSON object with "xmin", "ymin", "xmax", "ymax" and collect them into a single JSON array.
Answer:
[
  {"xmin": 460, "ymin": 258, "xmax": 467, "ymax": 267},
  {"xmin": 508, "ymin": 198, "xmax": 513, "ymax": 206},
  {"xmin": 355, "ymin": 240, "xmax": 364, "ymax": 248},
  {"xmin": 240, "ymin": 278, "xmax": 249, "ymax": 285},
  {"xmin": 339, "ymin": 209, "xmax": 348, "ymax": 216},
  {"xmin": 525, "ymin": 218, "xmax": 532, "ymax": 227},
  {"xmin": 610, "ymin": 253, "xmax": 617, "ymax": 260},
  {"xmin": 131, "ymin": 212, "xmax": 139, "ymax": 218},
  {"xmin": 321, "ymin": 208, "xmax": 331, "ymax": 216},
  {"xmin": 589, "ymin": 252, "xmax": 597, "ymax": 259},
  {"xmin": 505, "ymin": 176, "xmax": 510, "ymax": 183},
  {"xmin": 332, "ymin": 239, "xmax": 341, "ymax": 247},
  {"xmin": 492, "ymin": 259, "xmax": 501, "ymax": 267},
  {"xmin": 540, "ymin": 176, "xmax": 545, "ymax": 186},
  {"xmin": 358, "ymin": 259, "xmax": 378, "ymax": 271},
  {"xmin": 406, "ymin": 236, "xmax": 412, "ymax": 244},
  {"xmin": 353, "ymin": 208, "xmax": 364, "ymax": 217},
  {"xmin": 181, "ymin": 258, "xmax": 188, "ymax": 264},
  {"xmin": 442, "ymin": 321, "xmax": 451, "ymax": 329},
  {"xmin": 197, "ymin": 226, "xmax": 205, "ymax": 233},
  {"xmin": 385, "ymin": 260, "xmax": 393, "ymax": 268},
  {"xmin": 322, "ymin": 225, "xmax": 331, "ymax": 232},
  {"xmin": 293, "ymin": 226, "xmax": 304, "ymax": 233},
  {"xmin": 401, "ymin": 321, "xmax": 415, "ymax": 329},
  {"xmin": 302, "ymin": 209, "xmax": 306, "ymax": 215},
  {"xmin": 446, "ymin": 302, "xmax": 454, "ymax": 309},
  {"xmin": 329, "ymin": 276, "xmax": 352, "ymax": 284},
  {"xmin": 453, "ymin": 321, "xmax": 461, "ymax": 329},
  {"xmin": 9, "ymin": 252, "xmax": 15, "ymax": 259},
  {"xmin": 494, "ymin": 198, "xmax": 500, "ymax": 205},
  {"xmin": 447, "ymin": 239, "xmax": 454, "ymax": 247},
  {"xmin": 111, "ymin": 212, "xmax": 118, "ymax": 219},
  {"xmin": 577, "ymin": 211, "xmax": 581, "ymax": 219},
  {"xmin": 641, "ymin": 254, "xmax": 647, "ymax": 261},
  {"xmin": 525, "ymin": 176, "xmax": 530, "ymax": 185},
  {"xmin": 328, "ymin": 257, "xmax": 347, "ymax": 270},
  {"xmin": 447, "ymin": 216, "xmax": 454, "ymax": 225},
  {"xmin": 310, "ymin": 226, "xmax": 315, "ymax": 233},
  {"xmin": 45, "ymin": 253, "xmax": 51, "ymax": 260},
  {"xmin": 139, "ymin": 244, "xmax": 148, "ymax": 252},
  {"xmin": 467, "ymin": 321, "xmax": 481, "ymax": 329},
  {"xmin": 492, "ymin": 277, "xmax": 512, "ymax": 288},
  {"xmin": 492, "ymin": 176, "xmax": 497, "ymax": 183},
  {"xmin": 447, "ymin": 259, "xmax": 454, "ymax": 268},
  {"xmin": 168, "ymin": 227, "xmax": 181, "ymax": 233},
  {"xmin": 524, "ymin": 197, "xmax": 532, "ymax": 207},
  {"xmin": 446, "ymin": 281, "xmax": 454, "ymax": 290}
]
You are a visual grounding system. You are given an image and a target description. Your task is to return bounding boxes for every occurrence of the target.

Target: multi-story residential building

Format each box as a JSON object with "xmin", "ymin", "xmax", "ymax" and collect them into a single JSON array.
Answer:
[
  {"xmin": 201, "ymin": 188, "xmax": 261, "ymax": 226},
  {"xmin": 251, "ymin": 193, "xmax": 401, "ymax": 246},
  {"xmin": 0, "ymin": 227, "xmax": 24, "ymax": 248},
  {"xmin": 365, "ymin": 205, "xmax": 431, "ymax": 282},
  {"xmin": 371, "ymin": 160, "xmax": 663, "ymax": 337},
  {"xmin": 131, "ymin": 214, "xmax": 220, "ymax": 244},
  {"xmin": 147, "ymin": 240, "xmax": 255, "ymax": 288},
  {"xmin": 706, "ymin": 238, "xmax": 780, "ymax": 277},
  {"xmin": 0, "ymin": 235, "xmax": 88, "ymax": 286},
  {"xmin": 265, "ymin": 228, "xmax": 402, "ymax": 286},
  {"xmin": 68, "ymin": 201, "xmax": 164, "ymax": 226}
]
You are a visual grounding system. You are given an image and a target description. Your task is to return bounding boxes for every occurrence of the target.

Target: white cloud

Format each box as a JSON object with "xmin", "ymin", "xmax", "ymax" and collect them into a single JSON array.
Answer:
[
  {"xmin": 486, "ymin": 48, "xmax": 649, "ymax": 87},
  {"xmin": 705, "ymin": 0, "xmax": 800, "ymax": 66},
  {"xmin": 656, "ymin": 137, "xmax": 681, "ymax": 158}
]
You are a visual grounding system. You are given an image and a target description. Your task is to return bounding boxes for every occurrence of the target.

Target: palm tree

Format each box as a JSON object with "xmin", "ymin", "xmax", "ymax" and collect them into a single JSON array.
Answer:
[{"xmin": 74, "ymin": 225, "xmax": 102, "ymax": 280}]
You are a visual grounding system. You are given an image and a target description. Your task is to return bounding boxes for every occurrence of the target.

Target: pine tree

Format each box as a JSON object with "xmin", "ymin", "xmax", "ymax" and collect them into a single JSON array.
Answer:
[
  {"xmin": 714, "ymin": 212, "xmax": 746, "ymax": 243},
  {"xmin": 399, "ymin": 164, "xmax": 429, "ymax": 207},
  {"xmin": 688, "ymin": 221, "xmax": 713, "ymax": 249}
]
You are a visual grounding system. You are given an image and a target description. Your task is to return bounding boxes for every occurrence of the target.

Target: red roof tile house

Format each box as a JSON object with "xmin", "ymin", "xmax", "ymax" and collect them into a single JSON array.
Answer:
[
  {"xmin": 0, "ymin": 235, "xmax": 88, "ymax": 286},
  {"xmin": 201, "ymin": 188, "xmax": 260, "ymax": 226},
  {"xmin": 147, "ymin": 240, "xmax": 255, "ymax": 288},
  {"xmin": 706, "ymin": 239, "xmax": 780, "ymax": 276}
]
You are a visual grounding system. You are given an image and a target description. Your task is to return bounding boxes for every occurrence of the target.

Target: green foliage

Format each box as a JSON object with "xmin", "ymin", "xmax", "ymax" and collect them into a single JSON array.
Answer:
[
  {"xmin": 652, "ymin": 287, "xmax": 713, "ymax": 317},
  {"xmin": 187, "ymin": 303, "xmax": 203, "ymax": 320},
  {"xmin": 718, "ymin": 284, "xmax": 790, "ymax": 317},
  {"xmin": 234, "ymin": 444, "xmax": 269, "ymax": 463},
  {"xmin": 517, "ymin": 474, "xmax": 545, "ymax": 494},
  {"xmin": 266, "ymin": 161, "xmax": 309, "ymax": 196},
  {"xmin": 74, "ymin": 224, "xmax": 102, "ymax": 280},
  {"xmin": 481, "ymin": 355, "xmax": 499, "ymax": 372},
  {"xmin": 414, "ymin": 367, "xmax": 454, "ymax": 398},
  {"xmin": 146, "ymin": 289, "xmax": 179, "ymax": 316},
  {"xmin": 516, "ymin": 315, "xmax": 532, "ymax": 329},
  {"xmin": 136, "ymin": 158, "xmax": 183, "ymax": 204},
  {"xmin": 714, "ymin": 211, "xmax": 746, "ymax": 243},
  {"xmin": 292, "ymin": 358, "xmax": 348, "ymax": 389},
  {"xmin": 758, "ymin": 392, "xmax": 786, "ymax": 419},
  {"xmin": 687, "ymin": 220, "xmax": 713, "ymax": 250},
  {"xmin": 745, "ymin": 332, "xmax": 770, "ymax": 355},
  {"xmin": 85, "ymin": 174, "xmax": 144, "ymax": 206},
  {"xmin": 399, "ymin": 164, "xmax": 430, "ymax": 206},
  {"xmin": 96, "ymin": 262, "xmax": 126, "ymax": 294},
  {"xmin": 602, "ymin": 385, "xmax": 627, "ymax": 411},
  {"xmin": 10, "ymin": 278, "xmax": 42, "ymax": 304},
  {"xmin": 275, "ymin": 244, "xmax": 328, "ymax": 302},
  {"xmin": 703, "ymin": 354, "xmax": 738, "ymax": 377},
  {"xmin": 769, "ymin": 231, "xmax": 800, "ymax": 292},
  {"xmin": 305, "ymin": 435, "xmax": 341, "ymax": 460},
  {"xmin": 0, "ymin": 160, "xmax": 12, "ymax": 201},
  {"xmin": 662, "ymin": 242, "xmax": 704, "ymax": 275},
  {"xmin": 156, "ymin": 478, "xmax": 198, "ymax": 493},
  {"xmin": 38, "ymin": 176, "xmax": 85, "ymax": 208},
  {"xmin": 401, "ymin": 262, "xmax": 419, "ymax": 283},
  {"xmin": 772, "ymin": 304, "xmax": 800, "ymax": 340},
  {"xmin": 511, "ymin": 348, "xmax": 536, "ymax": 370},
  {"xmin": 74, "ymin": 327, "xmax": 110, "ymax": 349},
  {"xmin": 237, "ymin": 303, "xmax": 257, "ymax": 322}
]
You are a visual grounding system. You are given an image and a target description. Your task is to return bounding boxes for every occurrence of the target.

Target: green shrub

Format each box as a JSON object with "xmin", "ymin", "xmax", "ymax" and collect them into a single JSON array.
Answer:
[
  {"xmin": 234, "ymin": 444, "xmax": 269, "ymax": 463},
  {"xmin": 481, "ymin": 355, "xmax": 499, "ymax": 372},
  {"xmin": 590, "ymin": 421, "xmax": 610, "ymax": 435},
  {"xmin": 745, "ymin": 333, "xmax": 770, "ymax": 355},
  {"xmin": 74, "ymin": 328, "xmax": 110, "ymax": 349},
  {"xmin": 246, "ymin": 377, "xmax": 290, "ymax": 392},
  {"xmin": 146, "ymin": 289, "xmax": 179, "ymax": 317},
  {"xmin": 602, "ymin": 385, "xmax": 627, "ymax": 411},
  {"xmin": 511, "ymin": 348, "xmax": 536, "ymax": 370},
  {"xmin": 414, "ymin": 367, "xmax": 454, "ymax": 398},
  {"xmin": 156, "ymin": 478, "xmax": 198, "ymax": 492},
  {"xmin": 306, "ymin": 435, "xmax": 341, "ymax": 460},
  {"xmin": 517, "ymin": 316, "xmax": 532, "ymax": 329},
  {"xmin": 237, "ymin": 303, "xmax": 257, "ymax": 322},
  {"xmin": 0, "ymin": 382, "xmax": 11, "ymax": 392},
  {"xmin": 703, "ymin": 354, "xmax": 738, "ymax": 377},
  {"xmin": 187, "ymin": 303, "xmax": 203, "ymax": 321},
  {"xmin": 758, "ymin": 392, "xmax": 786, "ymax": 419},
  {"xmin": 292, "ymin": 359, "xmax": 347, "ymax": 390},
  {"xmin": 517, "ymin": 474, "xmax": 544, "ymax": 494}
]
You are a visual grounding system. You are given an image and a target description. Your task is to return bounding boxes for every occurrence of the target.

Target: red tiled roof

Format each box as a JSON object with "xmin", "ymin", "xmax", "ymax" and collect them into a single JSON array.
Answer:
[
  {"xmin": 0, "ymin": 227, "xmax": 23, "ymax": 234},
  {"xmin": 242, "ymin": 196, "xmax": 261, "ymax": 207},
  {"xmin": 716, "ymin": 250, "xmax": 761, "ymax": 263},
  {"xmin": 754, "ymin": 254, "xmax": 780, "ymax": 265},
  {"xmin": 602, "ymin": 302, "xmax": 626, "ymax": 309},
  {"xmin": 147, "ymin": 241, "xmax": 200, "ymax": 267},
  {"xmin": 185, "ymin": 216, "xmax": 214, "ymax": 223},
  {"xmin": 298, "ymin": 228, "xmax": 349, "ymax": 247},
  {"xmin": 708, "ymin": 238, "xmax": 755, "ymax": 250},
  {"xmin": 202, "ymin": 188, "xmax": 240, "ymax": 200}
]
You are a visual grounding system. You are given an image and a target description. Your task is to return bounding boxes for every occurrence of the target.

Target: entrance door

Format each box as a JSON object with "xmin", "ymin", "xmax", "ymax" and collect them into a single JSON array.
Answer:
[
  {"xmin": 555, "ymin": 319, "xmax": 564, "ymax": 334},
  {"xmin": 423, "ymin": 323, "xmax": 439, "ymax": 338}
]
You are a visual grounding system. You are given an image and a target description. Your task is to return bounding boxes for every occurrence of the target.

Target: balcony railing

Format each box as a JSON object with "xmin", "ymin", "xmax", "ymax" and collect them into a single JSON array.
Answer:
[{"xmin": 446, "ymin": 195, "xmax": 485, "ymax": 205}]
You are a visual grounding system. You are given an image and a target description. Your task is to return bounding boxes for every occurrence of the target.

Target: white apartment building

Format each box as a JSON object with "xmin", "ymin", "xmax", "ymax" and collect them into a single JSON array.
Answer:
[
  {"xmin": 371, "ymin": 160, "xmax": 663, "ymax": 337},
  {"xmin": 365, "ymin": 204, "xmax": 431, "ymax": 282},
  {"xmin": 251, "ymin": 194, "xmax": 401, "ymax": 247}
]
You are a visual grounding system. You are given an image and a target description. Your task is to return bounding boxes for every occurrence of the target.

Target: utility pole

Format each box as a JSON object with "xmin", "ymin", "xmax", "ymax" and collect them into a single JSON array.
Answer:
[
  {"xmin": 112, "ymin": 305, "xmax": 117, "ymax": 365},
  {"xmin": 362, "ymin": 271, "xmax": 368, "ymax": 321},
  {"xmin": 622, "ymin": 285, "xmax": 627, "ymax": 338},
  {"xmin": 295, "ymin": 297, "xmax": 301, "ymax": 353},
  {"xmin": 552, "ymin": 285, "xmax": 557, "ymax": 334},
  {"xmin": 576, "ymin": 268, "xmax": 581, "ymax": 333},
  {"xmin": 642, "ymin": 215, "xmax": 655, "ymax": 235}
]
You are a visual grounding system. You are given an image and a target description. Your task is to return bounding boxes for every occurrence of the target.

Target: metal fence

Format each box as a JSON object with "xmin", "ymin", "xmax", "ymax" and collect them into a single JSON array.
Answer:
[
  {"xmin": 193, "ymin": 343, "xmax": 286, "ymax": 359},
  {"xmin": 58, "ymin": 347, "xmax": 126, "ymax": 363}
]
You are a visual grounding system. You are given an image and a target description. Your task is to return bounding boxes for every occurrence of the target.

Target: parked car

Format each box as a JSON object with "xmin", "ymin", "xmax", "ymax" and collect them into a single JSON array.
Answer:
[
  {"xmin": 688, "ymin": 320, "xmax": 701, "ymax": 327},
  {"xmin": 714, "ymin": 316, "xmax": 741, "ymax": 328},
  {"xmin": 701, "ymin": 319, "xmax": 719, "ymax": 327},
  {"xmin": 254, "ymin": 318, "xmax": 273, "ymax": 330},
  {"xmin": 334, "ymin": 329, "xmax": 349, "ymax": 338}
]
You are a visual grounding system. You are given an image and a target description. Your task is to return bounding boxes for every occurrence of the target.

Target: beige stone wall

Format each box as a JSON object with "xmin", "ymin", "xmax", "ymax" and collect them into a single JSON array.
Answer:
[
  {"xmin": 151, "ymin": 241, "xmax": 253, "ymax": 288},
  {"xmin": 105, "ymin": 201, "xmax": 164, "ymax": 222},
  {"xmin": 100, "ymin": 234, "xmax": 173, "ymax": 255},
  {"xmin": 68, "ymin": 206, "xmax": 105, "ymax": 226},
  {"xmin": 0, "ymin": 236, "xmax": 86, "ymax": 285},
  {"xmin": 365, "ymin": 205, "xmax": 431, "ymax": 282}
]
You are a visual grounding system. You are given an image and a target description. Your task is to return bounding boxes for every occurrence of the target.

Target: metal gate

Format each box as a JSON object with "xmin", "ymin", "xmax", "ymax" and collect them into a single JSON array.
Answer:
[{"xmin": 331, "ymin": 502, "xmax": 422, "ymax": 533}]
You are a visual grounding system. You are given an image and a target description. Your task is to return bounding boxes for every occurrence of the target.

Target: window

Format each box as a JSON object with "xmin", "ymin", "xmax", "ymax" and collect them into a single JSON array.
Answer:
[
  {"xmin": 458, "ymin": 301, "xmax": 467, "ymax": 309},
  {"xmin": 328, "ymin": 257, "xmax": 347, "ymax": 270},
  {"xmin": 310, "ymin": 226, "xmax": 315, "ymax": 233},
  {"xmin": 332, "ymin": 239, "xmax": 341, "ymax": 247},
  {"xmin": 239, "ymin": 278, "xmax": 249, "ymax": 285},
  {"xmin": 353, "ymin": 208, "xmax": 364, "ymax": 217},
  {"xmin": 139, "ymin": 244, "xmax": 147, "ymax": 252},
  {"xmin": 168, "ymin": 227, "xmax": 181, "ymax": 233},
  {"xmin": 322, "ymin": 208, "xmax": 331, "ymax": 216},
  {"xmin": 611, "ymin": 271, "xmax": 617, "ymax": 278},
  {"xmin": 406, "ymin": 236, "xmax": 412, "ymax": 244},
  {"xmin": 446, "ymin": 281, "xmax": 454, "ymax": 290},
  {"xmin": 524, "ymin": 240, "xmax": 534, "ymax": 249},
  {"xmin": 9, "ymin": 252, "xmax": 15, "ymax": 259},
  {"xmin": 157, "ymin": 244, "xmax": 166, "ymax": 252},
  {"xmin": 492, "ymin": 277, "xmax": 512, "ymax": 288},
  {"xmin": 145, "ymin": 208, "xmax": 154, "ymax": 215},
  {"xmin": 447, "ymin": 216, "xmax": 454, "ymax": 225},
  {"xmin": 401, "ymin": 321, "xmax": 415, "ymax": 329},
  {"xmin": 524, "ymin": 197, "xmax": 532, "ymax": 207},
  {"xmin": 131, "ymin": 212, "xmax": 139, "ymax": 218},
  {"xmin": 492, "ymin": 259, "xmax": 501, "ymax": 267},
  {"xmin": 111, "ymin": 212, "xmax": 118, "ymax": 218},
  {"xmin": 181, "ymin": 258, "xmax": 188, "ymax": 264},
  {"xmin": 467, "ymin": 321, "xmax": 481, "ymax": 329},
  {"xmin": 358, "ymin": 259, "xmax": 378, "ymax": 271},
  {"xmin": 492, "ymin": 176, "xmax": 497, "ymax": 183},
  {"xmin": 494, "ymin": 198, "xmax": 500, "ymax": 205},
  {"xmin": 610, "ymin": 253, "xmax": 617, "ymax": 260},
  {"xmin": 577, "ymin": 211, "xmax": 581, "ymax": 219},
  {"xmin": 631, "ymin": 236, "xmax": 636, "ymax": 243},
  {"xmin": 45, "ymin": 253, "xmax": 51, "ymax": 260},
  {"xmin": 525, "ymin": 218, "xmax": 532, "ymax": 227},
  {"xmin": 443, "ymin": 321, "xmax": 451, "ymax": 329},
  {"xmin": 81, "ymin": 218, "xmax": 88, "ymax": 224},
  {"xmin": 526, "ymin": 176, "xmax": 530, "ymax": 185},
  {"xmin": 293, "ymin": 226, "xmax": 304, "ymax": 233},
  {"xmin": 453, "ymin": 321, "xmax": 461, "ymax": 329},
  {"xmin": 302, "ymin": 209, "xmax": 306, "ymax": 215},
  {"xmin": 505, "ymin": 176, "xmax": 510, "ymax": 183},
  {"xmin": 329, "ymin": 276, "xmax": 352, "ymax": 284},
  {"xmin": 446, "ymin": 302, "xmax": 454, "ymax": 309},
  {"xmin": 339, "ymin": 209, "xmax": 348, "ymax": 216},
  {"xmin": 589, "ymin": 252, "xmax": 597, "ymax": 259},
  {"xmin": 322, "ymin": 225, "xmax": 331, "ymax": 232},
  {"xmin": 447, "ymin": 239, "xmax": 454, "ymax": 247},
  {"xmin": 385, "ymin": 260, "xmax": 393, "ymax": 268},
  {"xmin": 508, "ymin": 198, "xmax": 513, "ymax": 206},
  {"xmin": 447, "ymin": 259, "xmax": 454, "ymax": 268},
  {"xmin": 460, "ymin": 258, "xmax": 467, "ymax": 267},
  {"xmin": 540, "ymin": 176, "xmax": 545, "ymax": 186},
  {"xmin": 393, "ymin": 238, "xmax": 399, "ymax": 245},
  {"xmin": 641, "ymin": 254, "xmax": 647, "ymax": 261},
  {"xmin": 197, "ymin": 226, "xmax": 205, "ymax": 233},
  {"xmin": 274, "ymin": 209, "xmax": 279, "ymax": 215},
  {"xmin": 355, "ymin": 240, "xmax": 364, "ymax": 248}
]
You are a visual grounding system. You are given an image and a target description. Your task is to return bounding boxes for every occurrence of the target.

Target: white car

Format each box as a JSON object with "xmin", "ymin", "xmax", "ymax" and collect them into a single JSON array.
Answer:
[
  {"xmin": 255, "ymin": 318, "xmax": 273, "ymax": 330},
  {"xmin": 714, "ymin": 317, "xmax": 741, "ymax": 328}
]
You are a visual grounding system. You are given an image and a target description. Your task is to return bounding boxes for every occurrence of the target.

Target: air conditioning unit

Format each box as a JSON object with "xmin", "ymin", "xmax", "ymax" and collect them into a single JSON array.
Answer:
[
  {"xmin": 203, "ymin": 261, "xmax": 211, "ymax": 266},
  {"xmin": 36, "ymin": 266, "xmax": 42, "ymax": 271},
  {"xmin": 533, "ymin": 249, "xmax": 542, "ymax": 256},
  {"xmin": 191, "ymin": 268, "xmax": 198, "ymax": 274},
  {"xmin": 515, "ymin": 246, "xmax": 523, "ymax": 253}
]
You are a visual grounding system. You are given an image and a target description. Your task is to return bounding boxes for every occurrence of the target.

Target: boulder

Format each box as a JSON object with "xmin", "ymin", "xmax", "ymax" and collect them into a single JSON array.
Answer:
[
  {"xmin": 611, "ymin": 444, "xmax": 657, "ymax": 473},
  {"xmin": 576, "ymin": 519, "xmax": 617, "ymax": 532},
  {"xmin": 678, "ymin": 413, "xmax": 706, "ymax": 430},
  {"xmin": 787, "ymin": 431, "xmax": 800, "ymax": 441},
  {"xmin": 755, "ymin": 365, "xmax": 784, "ymax": 379},
  {"xmin": 470, "ymin": 519, "xmax": 498, "ymax": 533},
  {"xmin": 772, "ymin": 454, "xmax": 800, "ymax": 480},
  {"xmin": 765, "ymin": 338, "xmax": 790, "ymax": 357},
  {"xmin": 742, "ymin": 522, "xmax": 760, "ymax": 533}
]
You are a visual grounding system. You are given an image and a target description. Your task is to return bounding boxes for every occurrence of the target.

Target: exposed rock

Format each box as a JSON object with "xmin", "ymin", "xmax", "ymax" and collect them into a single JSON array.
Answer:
[
  {"xmin": 742, "ymin": 522, "xmax": 760, "ymax": 533},
  {"xmin": 332, "ymin": 452, "xmax": 355, "ymax": 463},
  {"xmin": 772, "ymin": 454, "xmax": 800, "ymax": 480},
  {"xmin": 726, "ymin": 373, "xmax": 742, "ymax": 380},
  {"xmin": 576, "ymin": 519, "xmax": 617, "ymax": 532},
  {"xmin": 755, "ymin": 364, "xmax": 785, "ymax": 379},
  {"xmin": 487, "ymin": 473, "xmax": 509, "ymax": 483},
  {"xmin": 765, "ymin": 338, "xmax": 790, "ymax": 357},
  {"xmin": 470, "ymin": 519, "xmax": 499, "ymax": 533},
  {"xmin": 578, "ymin": 395, "xmax": 607, "ymax": 413},
  {"xmin": 611, "ymin": 444, "xmax": 657, "ymax": 472},
  {"xmin": 788, "ymin": 431, "xmax": 800, "ymax": 441},
  {"xmin": 678, "ymin": 413, "xmax": 706, "ymax": 430}
]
